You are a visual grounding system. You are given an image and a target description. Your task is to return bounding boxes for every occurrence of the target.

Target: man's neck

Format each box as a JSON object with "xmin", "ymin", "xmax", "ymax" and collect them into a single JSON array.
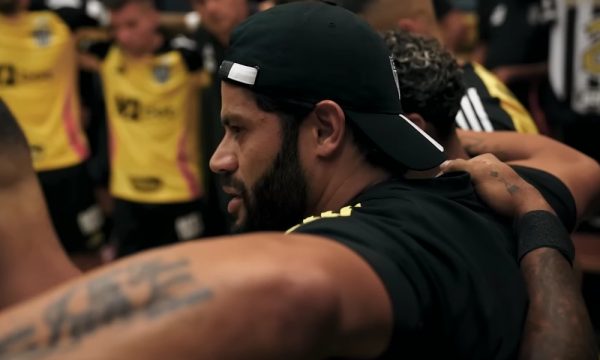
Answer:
[
  {"xmin": 308, "ymin": 157, "xmax": 391, "ymax": 215},
  {"xmin": 442, "ymin": 131, "xmax": 469, "ymax": 160}
]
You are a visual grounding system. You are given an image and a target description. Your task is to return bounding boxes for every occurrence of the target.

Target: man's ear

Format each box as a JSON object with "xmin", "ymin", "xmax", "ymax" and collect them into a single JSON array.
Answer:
[
  {"xmin": 311, "ymin": 100, "xmax": 346, "ymax": 157},
  {"xmin": 405, "ymin": 112, "xmax": 440, "ymax": 141},
  {"xmin": 405, "ymin": 112, "xmax": 427, "ymax": 131}
]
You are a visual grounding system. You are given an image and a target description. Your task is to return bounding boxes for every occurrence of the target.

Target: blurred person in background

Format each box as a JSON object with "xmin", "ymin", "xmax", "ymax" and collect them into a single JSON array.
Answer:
[
  {"xmin": 386, "ymin": 28, "xmax": 600, "ymax": 233},
  {"xmin": 0, "ymin": 0, "xmax": 107, "ymax": 259},
  {"xmin": 189, "ymin": 0, "xmax": 258, "ymax": 234},
  {"xmin": 387, "ymin": 26, "xmax": 600, "ymax": 354},
  {"xmin": 473, "ymin": 0, "xmax": 553, "ymax": 131},
  {"xmin": 80, "ymin": 0, "xmax": 211, "ymax": 257},
  {"xmin": 432, "ymin": 0, "xmax": 471, "ymax": 54},
  {"xmin": 423, "ymin": 0, "xmax": 539, "ymax": 133}
]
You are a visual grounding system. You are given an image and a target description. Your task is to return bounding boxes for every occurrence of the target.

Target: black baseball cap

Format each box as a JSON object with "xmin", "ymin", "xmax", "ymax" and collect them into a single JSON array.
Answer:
[{"xmin": 219, "ymin": 0, "xmax": 446, "ymax": 170}]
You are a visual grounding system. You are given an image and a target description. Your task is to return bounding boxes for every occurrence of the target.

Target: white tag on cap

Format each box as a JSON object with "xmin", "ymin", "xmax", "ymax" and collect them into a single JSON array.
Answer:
[
  {"xmin": 400, "ymin": 114, "xmax": 445, "ymax": 152},
  {"xmin": 227, "ymin": 63, "xmax": 258, "ymax": 86}
]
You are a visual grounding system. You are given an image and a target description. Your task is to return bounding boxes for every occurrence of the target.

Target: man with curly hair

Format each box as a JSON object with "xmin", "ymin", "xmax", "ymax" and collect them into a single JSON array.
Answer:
[
  {"xmin": 385, "ymin": 29, "xmax": 600, "ymax": 359},
  {"xmin": 385, "ymin": 29, "xmax": 600, "ymax": 224}
]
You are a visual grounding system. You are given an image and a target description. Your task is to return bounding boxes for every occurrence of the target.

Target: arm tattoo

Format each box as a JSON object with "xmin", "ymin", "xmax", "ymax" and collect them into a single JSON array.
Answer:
[
  {"xmin": 0, "ymin": 327, "xmax": 36, "ymax": 355},
  {"xmin": 0, "ymin": 258, "xmax": 213, "ymax": 359},
  {"xmin": 490, "ymin": 170, "xmax": 520, "ymax": 195}
]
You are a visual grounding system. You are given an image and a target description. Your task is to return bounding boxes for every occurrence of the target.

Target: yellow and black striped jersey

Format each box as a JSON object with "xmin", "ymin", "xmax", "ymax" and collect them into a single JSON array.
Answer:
[
  {"xmin": 100, "ymin": 38, "xmax": 205, "ymax": 204},
  {"xmin": 457, "ymin": 62, "xmax": 538, "ymax": 133}
]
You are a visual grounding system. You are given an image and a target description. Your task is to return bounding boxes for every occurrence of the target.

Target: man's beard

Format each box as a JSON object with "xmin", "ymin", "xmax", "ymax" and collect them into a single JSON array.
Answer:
[{"xmin": 224, "ymin": 135, "xmax": 308, "ymax": 234}]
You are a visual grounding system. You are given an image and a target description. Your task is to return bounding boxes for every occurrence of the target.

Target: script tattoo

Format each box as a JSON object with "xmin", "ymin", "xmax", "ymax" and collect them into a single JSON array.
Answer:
[
  {"xmin": 0, "ymin": 327, "xmax": 36, "ymax": 355},
  {"xmin": 490, "ymin": 170, "xmax": 520, "ymax": 195},
  {"xmin": 0, "ymin": 258, "xmax": 213, "ymax": 359}
]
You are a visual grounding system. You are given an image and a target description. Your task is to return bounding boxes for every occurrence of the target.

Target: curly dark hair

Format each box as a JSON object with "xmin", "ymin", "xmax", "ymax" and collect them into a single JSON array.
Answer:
[{"xmin": 384, "ymin": 29, "xmax": 465, "ymax": 140}]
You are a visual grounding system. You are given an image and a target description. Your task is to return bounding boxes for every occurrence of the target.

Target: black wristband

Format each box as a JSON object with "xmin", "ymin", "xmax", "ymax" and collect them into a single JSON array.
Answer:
[{"xmin": 515, "ymin": 210, "xmax": 575, "ymax": 265}]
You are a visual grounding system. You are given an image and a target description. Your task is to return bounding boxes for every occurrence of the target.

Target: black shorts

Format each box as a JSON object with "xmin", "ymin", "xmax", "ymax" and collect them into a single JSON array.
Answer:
[
  {"xmin": 37, "ymin": 163, "xmax": 106, "ymax": 253},
  {"xmin": 111, "ymin": 198, "xmax": 208, "ymax": 258}
]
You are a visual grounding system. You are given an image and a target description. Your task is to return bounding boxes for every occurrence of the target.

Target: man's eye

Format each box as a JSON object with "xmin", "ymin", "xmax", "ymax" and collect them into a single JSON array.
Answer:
[{"xmin": 229, "ymin": 126, "xmax": 243, "ymax": 136}]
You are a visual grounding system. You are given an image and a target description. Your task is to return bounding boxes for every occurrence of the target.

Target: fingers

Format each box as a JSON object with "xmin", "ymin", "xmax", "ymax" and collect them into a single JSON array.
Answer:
[
  {"xmin": 439, "ymin": 154, "xmax": 502, "ymax": 176},
  {"xmin": 439, "ymin": 158, "xmax": 470, "ymax": 174},
  {"xmin": 440, "ymin": 154, "xmax": 555, "ymax": 216}
]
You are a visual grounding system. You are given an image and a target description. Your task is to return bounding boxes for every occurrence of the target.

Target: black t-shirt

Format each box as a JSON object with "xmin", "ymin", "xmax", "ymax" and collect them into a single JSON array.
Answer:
[
  {"xmin": 292, "ymin": 168, "xmax": 576, "ymax": 359},
  {"xmin": 293, "ymin": 172, "xmax": 527, "ymax": 359},
  {"xmin": 513, "ymin": 165, "xmax": 576, "ymax": 232}
]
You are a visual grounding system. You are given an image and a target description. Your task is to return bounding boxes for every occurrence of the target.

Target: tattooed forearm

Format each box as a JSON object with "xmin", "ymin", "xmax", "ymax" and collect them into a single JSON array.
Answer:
[
  {"xmin": 0, "ymin": 258, "xmax": 213, "ymax": 359},
  {"xmin": 519, "ymin": 249, "xmax": 597, "ymax": 360}
]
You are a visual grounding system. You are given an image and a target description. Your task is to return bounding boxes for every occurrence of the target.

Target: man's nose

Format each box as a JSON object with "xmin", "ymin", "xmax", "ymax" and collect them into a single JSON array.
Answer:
[{"xmin": 209, "ymin": 138, "xmax": 238, "ymax": 175}]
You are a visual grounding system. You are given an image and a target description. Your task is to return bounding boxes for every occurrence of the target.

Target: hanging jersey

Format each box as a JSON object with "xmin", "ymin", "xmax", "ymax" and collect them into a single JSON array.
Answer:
[
  {"xmin": 0, "ymin": 11, "xmax": 89, "ymax": 171},
  {"xmin": 457, "ymin": 62, "xmax": 539, "ymax": 133},
  {"xmin": 101, "ymin": 41, "xmax": 204, "ymax": 204},
  {"xmin": 548, "ymin": 0, "xmax": 600, "ymax": 115}
]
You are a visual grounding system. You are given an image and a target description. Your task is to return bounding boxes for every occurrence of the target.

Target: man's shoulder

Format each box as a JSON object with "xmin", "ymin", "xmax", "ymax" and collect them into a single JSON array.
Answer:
[
  {"xmin": 291, "ymin": 174, "xmax": 486, "ymax": 243},
  {"xmin": 511, "ymin": 165, "xmax": 577, "ymax": 231},
  {"xmin": 291, "ymin": 175, "xmax": 526, "ymax": 358}
]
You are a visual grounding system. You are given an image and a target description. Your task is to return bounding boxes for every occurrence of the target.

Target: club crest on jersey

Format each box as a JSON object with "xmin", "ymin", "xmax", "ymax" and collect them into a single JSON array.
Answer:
[
  {"xmin": 32, "ymin": 17, "xmax": 52, "ymax": 47},
  {"xmin": 153, "ymin": 64, "xmax": 170, "ymax": 83}
]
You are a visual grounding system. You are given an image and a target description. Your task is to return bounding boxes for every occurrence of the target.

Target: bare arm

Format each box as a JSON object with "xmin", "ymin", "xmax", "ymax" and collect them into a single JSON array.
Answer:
[
  {"xmin": 0, "ymin": 102, "xmax": 80, "ymax": 309},
  {"xmin": 441, "ymin": 154, "xmax": 598, "ymax": 360},
  {"xmin": 471, "ymin": 44, "xmax": 487, "ymax": 66},
  {"xmin": 491, "ymin": 63, "xmax": 548, "ymax": 84},
  {"xmin": 519, "ymin": 248, "xmax": 597, "ymax": 360},
  {"xmin": 0, "ymin": 177, "xmax": 80, "ymax": 310},
  {"xmin": 457, "ymin": 130, "xmax": 600, "ymax": 220},
  {"xmin": 0, "ymin": 233, "xmax": 392, "ymax": 360}
]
